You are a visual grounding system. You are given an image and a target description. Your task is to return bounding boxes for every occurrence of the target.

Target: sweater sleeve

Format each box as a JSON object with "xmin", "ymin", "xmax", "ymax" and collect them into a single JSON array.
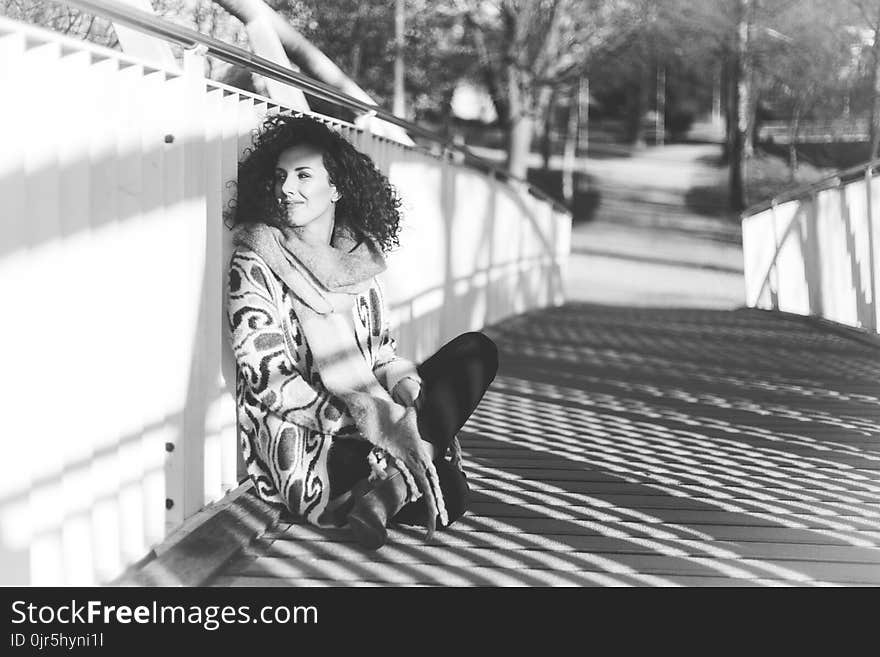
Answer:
[
  {"xmin": 227, "ymin": 250, "xmax": 353, "ymax": 435},
  {"xmin": 370, "ymin": 279, "xmax": 422, "ymax": 395}
]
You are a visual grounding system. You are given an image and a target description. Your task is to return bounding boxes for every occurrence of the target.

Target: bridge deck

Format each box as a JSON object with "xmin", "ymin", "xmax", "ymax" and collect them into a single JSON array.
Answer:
[{"xmin": 209, "ymin": 304, "xmax": 880, "ymax": 586}]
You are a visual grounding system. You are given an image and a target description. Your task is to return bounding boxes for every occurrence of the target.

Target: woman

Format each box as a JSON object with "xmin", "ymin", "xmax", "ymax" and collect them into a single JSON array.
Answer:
[{"xmin": 227, "ymin": 114, "xmax": 497, "ymax": 550}]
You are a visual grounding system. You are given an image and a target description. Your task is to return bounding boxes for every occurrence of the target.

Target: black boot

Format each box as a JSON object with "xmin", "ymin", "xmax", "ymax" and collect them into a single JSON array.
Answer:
[
  {"xmin": 394, "ymin": 458, "xmax": 470, "ymax": 528},
  {"xmin": 346, "ymin": 465, "xmax": 411, "ymax": 550}
]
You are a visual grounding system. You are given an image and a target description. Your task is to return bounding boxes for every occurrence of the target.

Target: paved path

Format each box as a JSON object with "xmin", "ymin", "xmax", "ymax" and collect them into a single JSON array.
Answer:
[
  {"xmin": 565, "ymin": 141, "xmax": 745, "ymax": 309},
  {"xmin": 210, "ymin": 305, "xmax": 880, "ymax": 586}
]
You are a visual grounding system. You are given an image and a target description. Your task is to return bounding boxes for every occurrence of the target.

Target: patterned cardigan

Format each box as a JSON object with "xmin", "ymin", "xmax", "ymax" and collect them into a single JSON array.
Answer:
[{"xmin": 226, "ymin": 247, "xmax": 421, "ymax": 526}]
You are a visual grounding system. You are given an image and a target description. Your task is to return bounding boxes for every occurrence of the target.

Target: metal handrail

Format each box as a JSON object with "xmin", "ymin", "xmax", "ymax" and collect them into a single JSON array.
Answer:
[
  {"xmin": 48, "ymin": 0, "xmax": 569, "ymax": 214},
  {"xmin": 742, "ymin": 157, "xmax": 880, "ymax": 219}
]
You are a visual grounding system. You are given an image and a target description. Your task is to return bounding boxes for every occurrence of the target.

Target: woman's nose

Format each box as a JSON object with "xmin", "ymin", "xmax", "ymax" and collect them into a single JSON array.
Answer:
[{"xmin": 282, "ymin": 177, "xmax": 299, "ymax": 197}]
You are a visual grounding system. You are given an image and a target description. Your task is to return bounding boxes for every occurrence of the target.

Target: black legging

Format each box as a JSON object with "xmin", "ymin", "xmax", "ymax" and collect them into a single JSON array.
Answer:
[
  {"xmin": 414, "ymin": 331, "xmax": 499, "ymax": 454},
  {"xmin": 328, "ymin": 331, "xmax": 498, "ymax": 525}
]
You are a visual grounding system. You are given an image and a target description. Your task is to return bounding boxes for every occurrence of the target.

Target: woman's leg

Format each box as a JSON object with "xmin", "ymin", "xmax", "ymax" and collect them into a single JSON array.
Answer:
[
  {"xmin": 414, "ymin": 331, "xmax": 499, "ymax": 454},
  {"xmin": 394, "ymin": 332, "xmax": 498, "ymax": 527}
]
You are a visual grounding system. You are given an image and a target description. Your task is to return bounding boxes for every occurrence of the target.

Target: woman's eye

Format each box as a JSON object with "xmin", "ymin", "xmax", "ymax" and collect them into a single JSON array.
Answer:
[
  {"xmin": 298, "ymin": 172, "xmax": 311, "ymax": 180},
  {"xmin": 274, "ymin": 171, "xmax": 286, "ymax": 183}
]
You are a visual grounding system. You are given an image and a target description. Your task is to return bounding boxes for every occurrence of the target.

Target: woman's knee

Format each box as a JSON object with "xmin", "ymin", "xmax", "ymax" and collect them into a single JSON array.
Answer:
[
  {"xmin": 424, "ymin": 331, "xmax": 498, "ymax": 388},
  {"xmin": 461, "ymin": 331, "xmax": 498, "ymax": 381}
]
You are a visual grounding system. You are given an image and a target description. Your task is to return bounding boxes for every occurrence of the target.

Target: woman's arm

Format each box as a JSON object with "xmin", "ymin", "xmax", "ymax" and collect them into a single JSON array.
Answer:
[
  {"xmin": 370, "ymin": 280, "xmax": 422, "ymax": 403},
  {"xmin": 228, "ymin": 250, "xmax": 353, "ymax": 434}
]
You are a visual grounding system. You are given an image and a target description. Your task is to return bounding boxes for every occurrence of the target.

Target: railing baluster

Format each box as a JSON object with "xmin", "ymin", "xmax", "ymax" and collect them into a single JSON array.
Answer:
[
  {"xmin": 114, "ymin": 57, "xmax": 149, "ymax": 574},
  {"xmin": 769, "ymin": 200, "xmax": 780, "ymax": 310},
  {"xmin": 219, "ymin": 88, "xmax": 242, "ymax": 495},
  {"xmin": 138, "ymin": 65, "xmax": 169, "ymax": 555}
]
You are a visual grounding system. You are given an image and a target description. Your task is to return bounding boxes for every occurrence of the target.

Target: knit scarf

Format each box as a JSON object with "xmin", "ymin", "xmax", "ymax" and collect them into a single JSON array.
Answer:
[{"xmin": 233, "ymin": 222, "xmax": 448, "ymax": 528}]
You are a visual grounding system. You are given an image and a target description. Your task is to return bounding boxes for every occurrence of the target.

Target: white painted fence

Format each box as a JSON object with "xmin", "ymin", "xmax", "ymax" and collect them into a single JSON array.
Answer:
[
  {"xmin": 0, "ymin": 18, "xmax": 571, "ymax": 585},
  {"xmin": 742, "ymin": 170, "xmax": 878, "ymax": 333}
]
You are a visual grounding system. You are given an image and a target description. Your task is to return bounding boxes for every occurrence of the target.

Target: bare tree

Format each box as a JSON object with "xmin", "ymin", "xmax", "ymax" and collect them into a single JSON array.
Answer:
[
  {"xmin": 728, "ymin": 0, "xmax": 752, "ymax": 211},
  {"xmin": 211, "ymin": 0, "xmax": 412, "ymax": 142},
  {"xmin": 458, "ymin": 0, "xmax": 641, "ymax": 177},
  {"xmin": 1, "ymin": 0, "xmax": 117, "ymax": 45},
  {"xmin": 850, "ymin": 0, "xmax": 880, "ymax": 159}
]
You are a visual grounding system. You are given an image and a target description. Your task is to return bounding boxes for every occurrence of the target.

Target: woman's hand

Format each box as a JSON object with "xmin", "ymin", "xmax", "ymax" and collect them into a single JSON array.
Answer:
[
  {"xmin": 381, "ymin": 407, "xmax": 440, "ymax": 541},
  {"xmin": 391, "ymin": 378, "xmax": 421, "ymax": 409},
  {"xmin": 388, "ymin": 433, "xmax": 440, "ymax": 541}
]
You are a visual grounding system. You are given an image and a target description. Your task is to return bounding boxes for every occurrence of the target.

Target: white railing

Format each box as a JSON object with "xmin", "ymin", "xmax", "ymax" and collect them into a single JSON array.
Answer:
[
  {"xmin": 742, "ymin": 164, "xmax": 879, "ymax": 333},
  {"xmin": 0, "ymin": 17, "xmax": 570, "ymax": 585}
]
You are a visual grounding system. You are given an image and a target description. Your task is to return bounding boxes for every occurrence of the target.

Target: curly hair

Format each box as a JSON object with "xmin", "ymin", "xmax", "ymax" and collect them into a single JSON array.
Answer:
[{"xmin": 230, "ymin": 114, "xmax": 403, "ymax": 253}]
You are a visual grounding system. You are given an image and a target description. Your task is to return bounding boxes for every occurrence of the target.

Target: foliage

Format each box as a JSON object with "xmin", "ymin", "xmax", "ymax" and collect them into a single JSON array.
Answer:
[
  {"xmin": 267, "ymin": 0, "xmax": 474, "ymax": 122},
  {"xmin": 0, "ymin": 0, "xmax": 118, "ymax": 46}
]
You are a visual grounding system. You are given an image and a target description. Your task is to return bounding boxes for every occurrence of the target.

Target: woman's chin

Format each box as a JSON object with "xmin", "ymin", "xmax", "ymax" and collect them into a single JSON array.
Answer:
[{"xmin": 282, "ymin": 213, "xmax": 310, "ymax": 228}]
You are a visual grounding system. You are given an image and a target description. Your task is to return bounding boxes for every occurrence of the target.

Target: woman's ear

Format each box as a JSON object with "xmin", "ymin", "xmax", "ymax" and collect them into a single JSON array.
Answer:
[{"xmin": 330, "ymin": 185, "xmax": 341, "ymax": 203}]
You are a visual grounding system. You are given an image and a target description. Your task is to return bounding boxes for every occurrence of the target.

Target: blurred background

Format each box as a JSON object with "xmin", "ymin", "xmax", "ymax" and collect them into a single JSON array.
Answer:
[{"xmin": 5, "ymin": 0, "xmax": 875, "ymax": 216}]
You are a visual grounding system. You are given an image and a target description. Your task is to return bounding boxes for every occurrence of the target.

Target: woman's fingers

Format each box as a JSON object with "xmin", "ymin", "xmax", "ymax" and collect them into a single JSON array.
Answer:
[
  {"xmin": 412, "ymin": 466, "xmax": 437, "ymax": 540},
  {"xmin": 402, "ymin": 450, "xmax": 438, "ymax": 541},
  {"xmin": 422, "ymin": 463, "xmax": 439, "ymax": 541}
]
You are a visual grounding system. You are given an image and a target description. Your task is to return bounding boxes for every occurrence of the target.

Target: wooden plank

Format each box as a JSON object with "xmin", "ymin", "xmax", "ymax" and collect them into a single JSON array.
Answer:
[
  {"xmin": 114, "ymin": 483, "xmax": 280, "ymax": 586},
  {"xmin": 267, "ymin": 518, "xmax": 879, "ymax": 547},
  {"xmin": 210, "ymin": 576, "xmax": 413, "ymax": 587},
  {"xmin": 256, "ymin": 533, "xmax": 880, "ymax": 565},
  {"xmin": 227, "ymin": 549, "xmax": 880, "ymax": 585},
  {"xmin": 467, "ymin": 485, "xmax": 880, "ymax": 512},
  {"xmin": 224, "ymin": 555, "xmax": 617, "ymax": 586},
  {"xmin": 465, "ymin": 477, "xmax": 880, "ymax": 504},
  {"xmin": 462, "ymin": 502, "xmax": 880, "ymax": 530},
  {"xmin": 454, "ymin": 466, "xmax": 880, "ymax": 493},
  {"xmin": 459, "ymin": 451, "xmax": 880, "ymax": 472},
  {"xmin": 209, "ymin": 572, "xmax": 852, "ymax": 587}
]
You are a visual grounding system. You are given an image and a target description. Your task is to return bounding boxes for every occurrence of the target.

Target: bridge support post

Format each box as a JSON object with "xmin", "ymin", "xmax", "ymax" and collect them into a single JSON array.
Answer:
[
  {"xmin": 806, "ymin": 191, "xmax": 824, "ymax": 318},
  {"xmin": 865, "ymin": 168, "xmax": 878, "ymax": 332},
  {"xmin": 769, "ymin": 200, "xmax": 780, "ymax": 310}
]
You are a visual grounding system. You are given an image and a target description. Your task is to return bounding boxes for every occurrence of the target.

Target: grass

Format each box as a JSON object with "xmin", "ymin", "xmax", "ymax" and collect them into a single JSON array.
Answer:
[
  {"xmin": 744, "ymin": 148, "xmax": 836, "ymax": 206},
  {"xmin": 684, "ymin": 146, "xmax": 837, "ymax": 218}
]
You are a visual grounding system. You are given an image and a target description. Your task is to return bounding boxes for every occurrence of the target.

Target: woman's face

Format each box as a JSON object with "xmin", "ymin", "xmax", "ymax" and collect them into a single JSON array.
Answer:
[{"xmin": 273, "ymin": 144, "xmax": 339, "ymax": 230}]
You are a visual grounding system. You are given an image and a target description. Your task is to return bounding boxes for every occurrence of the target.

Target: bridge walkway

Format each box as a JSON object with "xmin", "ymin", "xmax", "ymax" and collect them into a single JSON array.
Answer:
[{"xmin": 207, "ymin": 303, "xmax": 880, "ymax": 586}]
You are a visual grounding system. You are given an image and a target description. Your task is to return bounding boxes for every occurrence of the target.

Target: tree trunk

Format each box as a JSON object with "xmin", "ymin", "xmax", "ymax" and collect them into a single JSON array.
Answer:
[
  {"xmin": 211, "ymin": 0, "xmax": 412, "ymax": 144},
  {"xmin": 723, "ymin": 49, "xmax": 735, "ymax": 161},
  {"xmin": 729, "ymin": 61, "xmax": 744, "ymax": 210},
  {"xmin": 508, "ymin": 114, "xmax": 533, "ymax": 178},
  {"xmin": 729, "ymin": 0, "xmax": 750, "ymax": 211},
  {"xmin": 212, "ymin": 0, "xmax": 362, "ymax": 99},
  {"xmin": 788, "ymin": 104, "xmax": 801, "ymax": 181},
  {"xmin": 540, "ymin": 90, "xmax": 557, "ymax": 170},
  {"xmin": 871, "ymin": 28, "xmax": 880, "ymax": 160},
  {"xmin": 393, "ymin": 0, "xmax": 405, "ymax": 118},
  {"xmin": 745, "ymin": 74, "xmax": 756, "ymax": 158},
  {"xmin": 113, "ymin": 0, "xmax": 179, "ymax": 69},
  {"xmin": 540, "ymin": 122, "xmax": 552, "ymax": 171},
  {"xmin": 236, "ymin": 1, "xmax": 308, "ymax": 110},
  {"xmin": 578, "ymin": 77, "xmax": 590, "ymax": 155},
  {"xmin": 562, "ymin": 81, "xmax": 581, "ymax": 204},
  {"xmin": 506, "ymin": 64, "xmax": 533, "ymax": 178},
  {"xmin": 633, "ymin": 63, "xmax": 650, "ymax": 146},
  {"xmin": 656, "ymin": 64, "xmax": 666, "ymax": 146},
  {"xmin": 464, "ymin": 12, "xmax": 509, "ymax": 126},
  {"xmin": 351, "ymin": 41, "xmax": 361, "ymax": 80},
  {"xmin": 712, "ymin": 63, "xmax": 722, "ymax": 127}
]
